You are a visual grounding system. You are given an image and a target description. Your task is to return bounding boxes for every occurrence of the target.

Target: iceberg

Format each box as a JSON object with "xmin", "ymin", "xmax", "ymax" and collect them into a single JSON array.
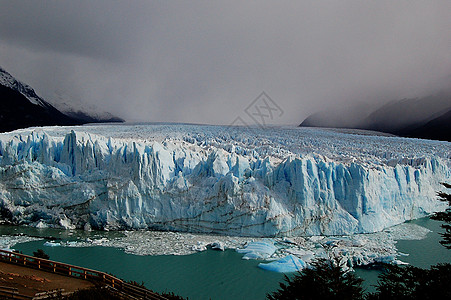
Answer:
[
  {"xmin": 44, "ymin": 241, "xmax": 61, "ymax": 247},
  {"xmin": 236, "ymin": 241, "xmax": 277, "ymax": 259},
  {"xmin": 0, "ymin": 124, "xmax": 449, "ymax": 236},
  {"xmin": 258, "ymin": 255, "xmax": 306, "ymax": 273},
  {"xmin": 210, "ymin": 241, "xmax": 225, "ymax": 251}
]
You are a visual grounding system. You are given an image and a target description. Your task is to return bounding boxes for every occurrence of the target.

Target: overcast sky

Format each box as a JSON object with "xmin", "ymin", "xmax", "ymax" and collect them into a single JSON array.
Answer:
[{"xmin": 1, "ymin": 1, "xmax": 450, "ymax": 125}]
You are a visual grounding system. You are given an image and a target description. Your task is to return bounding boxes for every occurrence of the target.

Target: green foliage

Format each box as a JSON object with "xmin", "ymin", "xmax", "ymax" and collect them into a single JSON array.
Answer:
[
  {"xmin": 431, "ymin": 183, "xmax": 451, "ymax": 249},
  {"xmin": 32, "ymin": 248, "xmax": 50, "ymax": 259},
  {"xmin": 67, "ymin": 287, "xmax": 122, "ymax": 300},
  {"xmin": 125, "ymin": 280, "xmax": 186, "ymax": 299},
  {"xmin": 67, "ymin": 286, "xmax": 186, "ymax": 300},
  {"xmin": 127, "ymin": 279, "xmax": 146, "ymax": 287},
  {"xmin": 368, "ymin": 263, "xmax": 451, "ymax": 300},
  {"xmin": 267, "ymin": 258, "xmax": 364, "ymax": 300}
]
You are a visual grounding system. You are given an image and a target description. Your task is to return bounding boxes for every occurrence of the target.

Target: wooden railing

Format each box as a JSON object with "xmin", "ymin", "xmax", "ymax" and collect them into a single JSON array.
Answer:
[
  {"xmin": 0, "ymin": 249, "xmax": 168, "ymax": 300},
  {"xmin": 0, "ymin": 285, "xmax": 33, "ymax": 300}
]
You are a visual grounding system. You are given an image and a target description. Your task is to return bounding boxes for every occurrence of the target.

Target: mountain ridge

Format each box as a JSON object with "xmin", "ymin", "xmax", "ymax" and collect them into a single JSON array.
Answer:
[
  {"xmin": 300, "ymin": 91, "xmax": 451, "ymax": 142},
  {"xmin": 0, "ymin": 67, "xmax": 123, "ymax": 133}
]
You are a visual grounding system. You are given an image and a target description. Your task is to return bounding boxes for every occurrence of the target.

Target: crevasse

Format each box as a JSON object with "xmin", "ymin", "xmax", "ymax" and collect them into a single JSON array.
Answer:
[{"xmin": 0, "ymin": 125, "xmax": 449, "ymax": 236}]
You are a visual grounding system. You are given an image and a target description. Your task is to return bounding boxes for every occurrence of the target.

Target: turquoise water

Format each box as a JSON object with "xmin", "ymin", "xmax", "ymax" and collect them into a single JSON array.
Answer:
[
  {"xmin": 2, "ymin": 227, "xmax": 284, "ymax": 300},
  {"xmin": 2, "ymin": 217, "xmax": 450, "ymax": 300},
  {"xmin": 396, "ymin": 218, "xmax": 451, "ymax": 267},
  {"xmin": 354, "ymin": 217, "xmax": 451, "ymax": 293},
  {"xmin": 11, "ymin": 242, "xmax": 284, "ymax": 299}
]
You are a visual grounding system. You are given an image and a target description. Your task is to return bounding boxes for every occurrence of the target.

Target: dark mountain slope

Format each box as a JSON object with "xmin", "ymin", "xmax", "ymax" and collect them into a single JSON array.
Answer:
[
  {"xmin": 0, "ymin": 66, "xmax": 124, "ymax": 133},
  {"xmin": 300, "ymin": 92, "xmax": 451, "ymax": 142},
  {"xmin": 404, "ymin": 108, "xmax": 451, "ymax": 141},
  {"xmin": 361, "ymin": 93, "xmax": 451, "ymax": 134},
  {"xmin": 0, "ymin": 84, "xmax": 78, "ymax": 132}
]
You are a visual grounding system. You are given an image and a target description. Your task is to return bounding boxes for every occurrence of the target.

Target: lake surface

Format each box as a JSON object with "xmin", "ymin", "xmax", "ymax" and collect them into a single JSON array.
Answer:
[
  {"xmin": 2, "ymin": 217, "xmax": 450, "ymax": 300},
  {"xmin": 355, "ymin": 217, "xmax": 451, "ymax": 293}
]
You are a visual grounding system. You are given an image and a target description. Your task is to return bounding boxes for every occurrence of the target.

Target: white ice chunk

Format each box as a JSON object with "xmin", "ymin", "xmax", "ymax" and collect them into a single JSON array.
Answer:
[
  {"xmin": 258, "ymin": 255, "xmax": 306, "ymax": 273},
  {"xmin": 192, "ymin": 241, "xmax": 208, "ymax": 252},
  {"xmin": 35, "ymin": 221, "xmax": 48, "ymax": 229},
  {"xmin": 44, "ymin": 241, "xmax": 61, "ymax": 247},
  {"xmin": 210, "ymin": 241, "xmax": 225, "ymax": 251},
  {"xmin": 237, "ymin": 241, "xmax": 277, "ymax": 260}
]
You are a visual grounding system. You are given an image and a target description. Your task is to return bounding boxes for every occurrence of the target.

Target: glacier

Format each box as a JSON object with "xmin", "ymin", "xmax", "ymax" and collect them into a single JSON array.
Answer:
[{"xmin": 0, "ymin": 124, "xmax": 450, "ymax": 236}]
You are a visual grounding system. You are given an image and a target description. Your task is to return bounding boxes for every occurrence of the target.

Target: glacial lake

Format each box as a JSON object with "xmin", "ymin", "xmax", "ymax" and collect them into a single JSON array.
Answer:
[{"xmin": 1, "ymin": 217, "xmax": 450, "ymax": 300}]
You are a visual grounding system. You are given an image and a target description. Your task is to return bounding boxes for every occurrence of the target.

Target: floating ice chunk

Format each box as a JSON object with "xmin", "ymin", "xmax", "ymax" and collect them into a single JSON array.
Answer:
[
  {"xmin": 282, "ymin": 237, "xmax": 296, "ymax": 244},
  {"xmin": 393, "ymin": 260, "xmax": 409, "ymax": 265},
  {"xmin": 35, "ymin": 221, "xmax": 48, "ymax": 229},
  {"xmin": 384, "ymin": 223, "xmax": 431, "ymax": 240},
  {"xmin": 236, "ymin": 241, "xmax": 277, "ymax": 260},
  {"xmin": 210, "ymin": 241, "xmax": 225, "ymax": 251},
  {"xmin": 258, "ymin": 255, "xmax": 306, "ymax": 273},
  {"xmin": 0, "ymin": 235, "xmax": 41, "ymax": 250},
  {"xmin": 284, "ymin": 248, "xmax": 315, "ymax": 263},
  {"xmin": 59, "ymin": 218, "xmax": 75, "ymax": 230},
  {"xmin": 192, "ymin": 241, "xmax": 208, "ymax": 252},
  {"xmin": 284, "ymin": 248, "xmax": 314, "ymax": 257},
  {"xmin": 44, "ymin": 241, "xmax": 61, "ymax": 247},
  {"xmin": 309, "ymin": 236, "xmax": 325, "ymax": 243},
  {"xmin": 375, "ymin": 255, "xmax": 396, "ymax": 264},
  {"xmin": 92, "ymin": 238, "xmax": 108, "ymax": 245},
  {"xmin": 84, "ymin": 222, "xmax": 92, "ymax": 231}
]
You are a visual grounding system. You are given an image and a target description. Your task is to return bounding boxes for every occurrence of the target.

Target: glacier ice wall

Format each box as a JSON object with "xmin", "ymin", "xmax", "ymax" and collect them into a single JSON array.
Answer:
[{"xmin": 0, "ymin": 125, "xmax": 450, "ymax": 236}]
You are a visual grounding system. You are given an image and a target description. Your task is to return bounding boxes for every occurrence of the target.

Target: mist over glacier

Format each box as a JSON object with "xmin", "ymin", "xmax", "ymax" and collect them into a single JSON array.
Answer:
[{"xmin": 0, "ymin": 124, "xmax": 449, "ymax": 237}]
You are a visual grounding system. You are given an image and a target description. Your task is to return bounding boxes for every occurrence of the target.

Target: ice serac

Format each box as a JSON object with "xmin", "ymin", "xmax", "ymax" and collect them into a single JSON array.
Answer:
[{"xmin": 0, "ymin": 125, "xmax": 450, "ymax": 236}]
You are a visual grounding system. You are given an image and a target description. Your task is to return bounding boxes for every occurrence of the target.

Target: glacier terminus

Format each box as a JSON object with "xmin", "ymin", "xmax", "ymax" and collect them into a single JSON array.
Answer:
[{"xmin": 0, "ymin": 124, "xmax": 449, "ymax": 237}]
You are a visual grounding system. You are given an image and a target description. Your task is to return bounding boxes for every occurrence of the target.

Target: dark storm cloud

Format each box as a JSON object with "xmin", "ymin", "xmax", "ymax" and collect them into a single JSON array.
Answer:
[
  {"xmin": 0, "ymin": 1, "xmax": 450, "ymax": 124},
  {"xmin": 0, "ymin": 1, "xmax": 150, "ymax": 61}
]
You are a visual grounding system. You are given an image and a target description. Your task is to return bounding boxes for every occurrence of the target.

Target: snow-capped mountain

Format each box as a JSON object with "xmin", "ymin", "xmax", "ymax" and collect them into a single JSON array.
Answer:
[
  {"xmin": 0, "ymin": 67, "xmax": 123, "ymax": 133},
  {"xmin": 50, "ymin": 92, "xmax": 124, "ymax": 124},
  {"xmin": 0, "ymin": 67, "xmax": 79, "ymax": 133},
  {"xmin": 0, "ymin": 124, "xmax": 449, "ymax": 236},
  {"xmin": 0, "ymin": 66, "xmax": 49, "ymax": 107}
]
